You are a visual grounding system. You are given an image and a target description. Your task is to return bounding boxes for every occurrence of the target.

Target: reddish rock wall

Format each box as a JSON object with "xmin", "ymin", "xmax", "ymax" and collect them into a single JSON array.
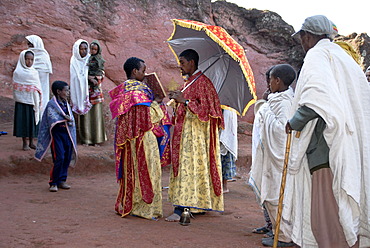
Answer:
[{"xmin": 0, "ymin": 0, "xmax": 369, "ymax": 125}]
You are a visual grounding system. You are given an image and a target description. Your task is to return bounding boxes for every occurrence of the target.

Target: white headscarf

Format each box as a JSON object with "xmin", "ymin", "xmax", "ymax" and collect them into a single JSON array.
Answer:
[
  {"xmin": 70, "ymin": 39, "xmax": 91, "ymax": 115},
  {"xmin": 13, "ymin": 50, "xmax": 42, "ymax": 124},
  {"xmin": 25, "ymin": 35, "xmax": 52, "ymax": 73}
]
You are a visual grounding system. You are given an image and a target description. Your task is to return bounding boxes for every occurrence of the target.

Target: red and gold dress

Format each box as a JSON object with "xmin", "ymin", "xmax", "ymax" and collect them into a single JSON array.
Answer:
[
  {"xmin": 169, "ymin": 71, "xmax": 224, "ymax": 212},
  {"xmin": 109, "ymin": 79, "xmax": 164, "ymax": 219}
]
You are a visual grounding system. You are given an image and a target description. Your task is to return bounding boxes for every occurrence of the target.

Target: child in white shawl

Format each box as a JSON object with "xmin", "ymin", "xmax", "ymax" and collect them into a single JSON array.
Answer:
[
  {"xmin": 249, "ymin": 64, "xmax": 296, "ymax": 247},
  {"xmin": 13, "ymin": 50, "xmax": 42, "ymax": 151},
  {"xmin": 26, "ymin": 35, "xmax": 53, "ymax": 118}
]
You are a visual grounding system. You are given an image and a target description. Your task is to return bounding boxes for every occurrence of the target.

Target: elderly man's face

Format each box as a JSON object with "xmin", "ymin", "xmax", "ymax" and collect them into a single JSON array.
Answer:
[{"xmin": 299, "ymin": 31, "xmax": 311, "ymax": 53}]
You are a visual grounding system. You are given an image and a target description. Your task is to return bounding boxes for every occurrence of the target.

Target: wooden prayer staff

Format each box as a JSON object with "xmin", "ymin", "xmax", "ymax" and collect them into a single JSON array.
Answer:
[{"xmin": 273, "ymin": 130, "xmax": 300, "ymax": 248}]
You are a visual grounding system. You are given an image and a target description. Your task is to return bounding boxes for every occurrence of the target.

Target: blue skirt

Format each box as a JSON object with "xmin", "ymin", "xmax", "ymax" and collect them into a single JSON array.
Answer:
[{"xmin": 221, "ymin": 151, "xmax": 236, "ymax": 180}]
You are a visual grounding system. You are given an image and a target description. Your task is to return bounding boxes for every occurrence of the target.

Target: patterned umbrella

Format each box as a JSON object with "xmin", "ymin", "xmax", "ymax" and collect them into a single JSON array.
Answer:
[{"xmin": 167, "ymin": 19, "xmax": 256, "ymax": 116}]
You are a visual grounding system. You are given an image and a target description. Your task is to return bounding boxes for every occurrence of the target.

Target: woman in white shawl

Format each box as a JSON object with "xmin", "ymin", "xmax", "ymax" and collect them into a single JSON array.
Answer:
[
  {"xmin": 13, "ymin": 50, "xmax": 42, "ymax": 150},
  {"xmin": 26, "ymin": 35, "xmax": 53, "ymax": 118},
  {"xmin": 70, "ymin": 39, "xmax": 107, "ymax": 145},
  {"xmin": 70, "ymin": 39, "xmax": 91, "ymax": 116}
]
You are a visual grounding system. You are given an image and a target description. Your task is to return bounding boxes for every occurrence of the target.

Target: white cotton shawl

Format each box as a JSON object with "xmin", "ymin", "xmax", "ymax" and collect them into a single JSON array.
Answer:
[
  {"xmin": 288, "ymin": 39, "xmax": 370, "ymax": 248},
  {"xmin": 25, "ymin": 35, "xmax": 52, "ymax": 73},
  {"xmin": 249, "ymin": 87, "xmax": 294, "ymax": 239},
  {"xmin": 220, "ymin": 108, "xmax": 238, "ymax": 160},
  {"xmin": 13, "ymin": 50, "xmax": 42, "ymax": 125},
  {"xmin": 249, "ymin": 87, "xmax": 294, "ymax": 203},
  {"xmin": 70, "ymin": 39, "xmax": 91, "ymax": 115}
]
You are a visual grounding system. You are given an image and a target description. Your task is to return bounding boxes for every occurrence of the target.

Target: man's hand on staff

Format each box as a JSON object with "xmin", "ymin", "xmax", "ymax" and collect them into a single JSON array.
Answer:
[
  {"xmin": 169, "ymin": 90, "xmax": 187, "ymax": 104},
  {"xmin": 285, "ymin": 121, "xmax": 292, "ymax": 134}
]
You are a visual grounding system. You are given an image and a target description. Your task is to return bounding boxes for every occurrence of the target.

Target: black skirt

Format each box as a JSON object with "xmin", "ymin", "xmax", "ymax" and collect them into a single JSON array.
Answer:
[{"xmin": 13, "ymin": 102, "xmax": 39, "ymax": 138}]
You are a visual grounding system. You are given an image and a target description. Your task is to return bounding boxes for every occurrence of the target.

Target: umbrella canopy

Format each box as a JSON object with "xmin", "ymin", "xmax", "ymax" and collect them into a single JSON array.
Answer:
[{"xmin": 167, "ymin": 19, "xmax": 256, "ymax": 116}]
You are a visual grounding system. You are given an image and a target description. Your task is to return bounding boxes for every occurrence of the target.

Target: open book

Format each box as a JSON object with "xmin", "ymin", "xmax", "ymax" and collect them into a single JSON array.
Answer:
[{"xmin": 143, "ymin": 72, "xmax": 166, "ymax": 99}]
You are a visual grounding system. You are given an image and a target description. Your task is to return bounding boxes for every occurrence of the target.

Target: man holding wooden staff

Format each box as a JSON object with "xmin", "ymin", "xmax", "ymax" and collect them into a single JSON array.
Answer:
[{"xmin": 286, "ymin": 15, "xmax": 370, "ymax": 247}]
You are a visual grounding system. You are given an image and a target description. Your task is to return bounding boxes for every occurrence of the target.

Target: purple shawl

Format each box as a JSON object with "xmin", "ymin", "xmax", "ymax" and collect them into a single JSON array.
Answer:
[{"xmin": 35, "ymin": 96, "xmax": 77, "ymax": 166}]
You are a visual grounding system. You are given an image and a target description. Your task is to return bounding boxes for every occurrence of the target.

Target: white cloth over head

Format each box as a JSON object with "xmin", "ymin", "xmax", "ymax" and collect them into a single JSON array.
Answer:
[
  {"xmin": 70, "ymin": 39, "xmax": 91, "ymax": 115},
  {"xmin": 26, "ymin": 35, "xmax": 53, "ymax": 117},
  {"xmin": 25, "ymin": 35, "xmax": 53, "ymax": 73},
  {"xmin": 13, "ymin": 50, "xmax": 42, "ymax": 125}
]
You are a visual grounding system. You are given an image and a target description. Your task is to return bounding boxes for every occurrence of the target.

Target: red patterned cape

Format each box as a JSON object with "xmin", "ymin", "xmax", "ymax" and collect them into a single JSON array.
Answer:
[
  {"xmin": 171, "ymin": 71, "xmax": 224, "ymax": 196},
  {"xmin": 110, "ymin": 80, "xmax": 155, "ymax": 217},
  {"xmin": 160, "ymin": 104, "xmax": 172, "ymax": 167}
]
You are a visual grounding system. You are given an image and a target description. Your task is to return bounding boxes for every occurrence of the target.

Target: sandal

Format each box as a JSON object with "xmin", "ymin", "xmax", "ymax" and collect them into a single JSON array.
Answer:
[{"xmin": 252, "ymin": 226, "xmax": 270, "ymax": 234}]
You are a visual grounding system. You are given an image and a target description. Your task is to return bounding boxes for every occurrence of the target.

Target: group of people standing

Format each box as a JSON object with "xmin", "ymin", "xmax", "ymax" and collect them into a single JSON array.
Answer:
[
  {"xmin": 249, "ymin": 15, "xmax": 370, "ymax": 247},
  {"xmin": 13, "ymin": 36, "xmax": 107, "ymax": 192},
  {"xmin": 12, "ymin": 34, "xmax": 233, "ymax": 222},
  {"xmin": 109, "ymin": 49, "xmax": 230, "ymax": 222},
  {"xmin": 12, "ymin": 35, "xmax": 52, "ymax": 151},
  {"xmin": 12, "ymin": 13, "xmax": 370, "ymax": 248}
]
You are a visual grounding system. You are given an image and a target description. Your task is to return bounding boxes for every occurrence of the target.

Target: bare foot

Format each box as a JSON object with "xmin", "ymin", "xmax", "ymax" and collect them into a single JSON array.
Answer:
[
  {"xmin": 23, "ymin": 145, "xmax": 31, "ymax": 151},
  {"xmin": 29, "ymin": 144, "xmax": 36, "ymax": 149},
  {"xmin": 165, "ymin": 213, "xmax": 180, "ymax": 222}
]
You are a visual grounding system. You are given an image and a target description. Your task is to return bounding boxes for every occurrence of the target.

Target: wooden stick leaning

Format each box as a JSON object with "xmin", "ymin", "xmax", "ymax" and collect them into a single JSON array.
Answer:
[{"xmin": 273, "ymin": 131, "xmax": 300, "ymax": 248}]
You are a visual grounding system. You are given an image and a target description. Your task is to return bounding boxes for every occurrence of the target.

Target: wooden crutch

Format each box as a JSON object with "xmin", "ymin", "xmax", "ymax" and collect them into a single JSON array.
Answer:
[{"xmin": 273, "ymin": 131, "xmax": 300, "ymax": 248}]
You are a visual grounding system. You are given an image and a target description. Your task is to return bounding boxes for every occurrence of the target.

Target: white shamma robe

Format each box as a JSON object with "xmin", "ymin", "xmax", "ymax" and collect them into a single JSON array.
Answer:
[
  {"xmin": 249, "ymin": 87, "xmax": 294, "ymax": 242},
  {"xmin": 288, "ymin": 39, "xmax": 370, "ymax": 247}
]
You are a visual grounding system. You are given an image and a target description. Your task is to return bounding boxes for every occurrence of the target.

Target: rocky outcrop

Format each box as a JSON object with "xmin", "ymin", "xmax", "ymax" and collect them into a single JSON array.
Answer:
[
  {"xmin": 0, "ymin": 0, "xmax": 368, "ymax": 125},
  {"xmin": 335, "ymin": 32, "xmax": 370, "ymax": 68}
]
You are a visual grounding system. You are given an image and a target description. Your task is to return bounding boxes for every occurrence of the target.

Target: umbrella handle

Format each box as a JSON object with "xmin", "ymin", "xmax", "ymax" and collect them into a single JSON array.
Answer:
[
  {"xmin": 273, "ymin": 131, "xmax": 292, "ymax": 248},
  {"xmin": 166, "ymin": 56, "xmax": 223, "ymax": 107},
  {"xmin": 165, "ymin": 72, "xmax": 204, "ymax": 106},
  {"xmin": 295, "ymin": 131, "xmax": 301, "ymax": 138},
  {"xmin": 166, "ymin": 98, "xmax": 175, "ymax": 106}
]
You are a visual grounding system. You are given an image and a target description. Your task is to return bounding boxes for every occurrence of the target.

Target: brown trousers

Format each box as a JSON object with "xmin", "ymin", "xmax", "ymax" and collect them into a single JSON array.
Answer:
[{"xmin": 311, "ymin": 168, "xmax": 359, "ymax": 248}]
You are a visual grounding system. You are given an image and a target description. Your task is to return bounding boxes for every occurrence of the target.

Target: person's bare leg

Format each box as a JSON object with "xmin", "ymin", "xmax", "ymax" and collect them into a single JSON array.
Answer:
[
  {"xmin": 223, "ymin": 179, "xmax": 229, "ymax": 193},
  {"xmin": 29, "ymin": 137, "xmax": 36, "ymax": 149},
  {"xmin": 22, "ymin": 137, "xmax": 30, "ymax": 150}
]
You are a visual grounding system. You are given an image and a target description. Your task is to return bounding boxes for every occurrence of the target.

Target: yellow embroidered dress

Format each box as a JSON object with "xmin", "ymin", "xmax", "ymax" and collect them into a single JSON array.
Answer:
[
  {"xmin": 169, "ymin": 72, "xmax": 224, "ymax": 212},
  {"xmin": 109, "ymin": 79, "xmax": 164, "ymax": 220}
]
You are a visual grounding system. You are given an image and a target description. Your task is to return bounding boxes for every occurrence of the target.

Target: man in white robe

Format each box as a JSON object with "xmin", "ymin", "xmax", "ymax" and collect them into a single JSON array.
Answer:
[{"xmin": 286, "ymin": 15, "xmax": 370, "ymax": 248}]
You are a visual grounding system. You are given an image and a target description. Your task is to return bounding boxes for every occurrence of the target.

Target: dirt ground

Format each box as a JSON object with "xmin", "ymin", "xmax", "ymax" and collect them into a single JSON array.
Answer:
[{"xmin": 0, "ymin": 114, "xmax": 273, "ymax": 248}]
